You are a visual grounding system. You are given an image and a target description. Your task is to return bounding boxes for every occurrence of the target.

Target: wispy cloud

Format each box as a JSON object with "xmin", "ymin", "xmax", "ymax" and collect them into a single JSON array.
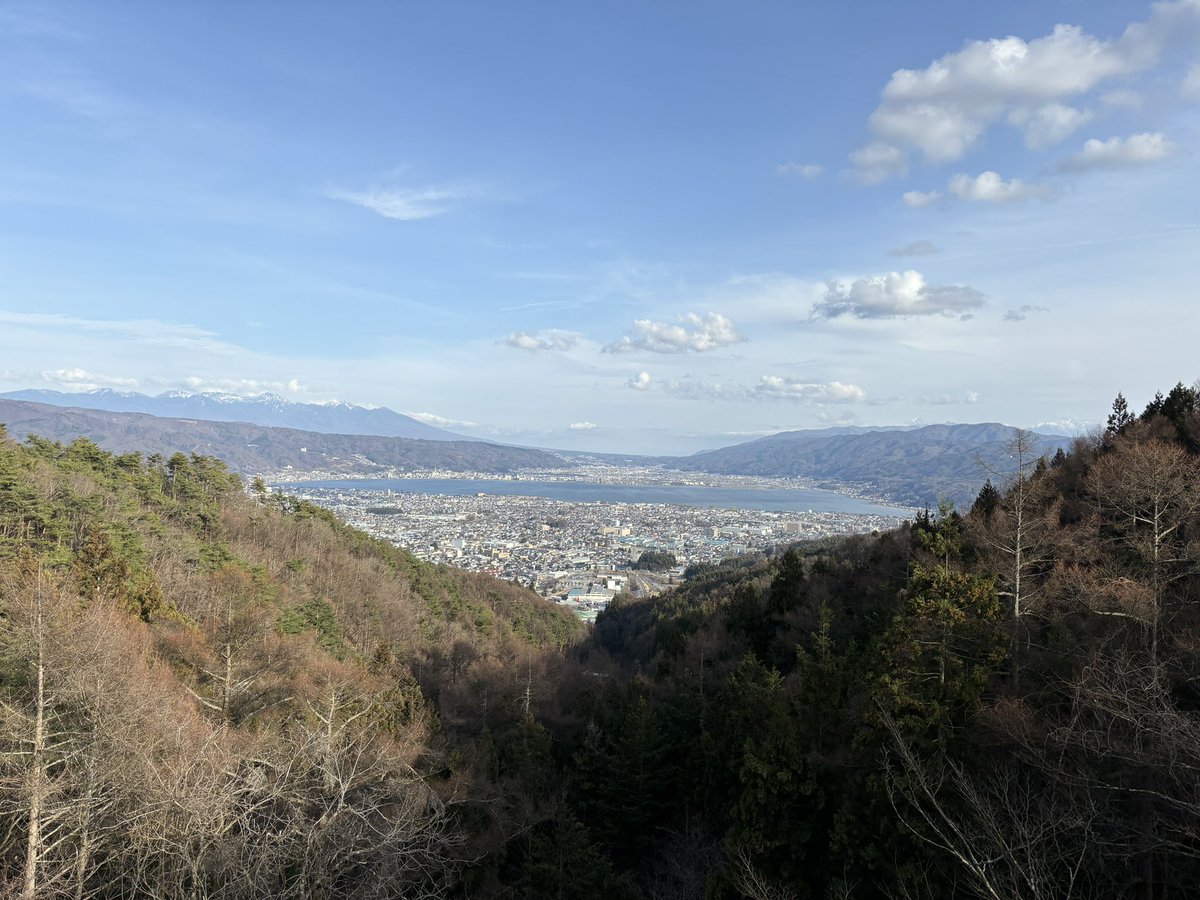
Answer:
[
  {"xmin": 1003, "ymin": 304, "xmax": 1049, "ymax": 322},
  {"xmin": 902, "ymin": 190, "xmax": 942, "ymax": 208},
  {"xmin": 0, "ymin": 311, "xmax": 241, "ymax": 354},
  {"xmin": 327, "ymin": 185, "xmax": 471, "ymax": 221},
  {"xmin": 889, "ymin": 239, "xmax": 939, "ymax": 257},
  {"xmin": 41, "ymin": 367, "xmax": 138, "ymax": 390},
  {"xmin": 406, "ymin": 411, "xmax": 480, "ymax": 429},
  {"xmin": 776, "ymin": 161, "xmax": 823, "ymax": 178}
]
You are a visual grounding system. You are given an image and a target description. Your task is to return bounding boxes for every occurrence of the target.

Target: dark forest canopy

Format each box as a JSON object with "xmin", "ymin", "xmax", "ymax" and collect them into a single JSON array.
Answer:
[{"xmin": 0, "ymin": 377, "xmax": 1198, "ymax": 899}]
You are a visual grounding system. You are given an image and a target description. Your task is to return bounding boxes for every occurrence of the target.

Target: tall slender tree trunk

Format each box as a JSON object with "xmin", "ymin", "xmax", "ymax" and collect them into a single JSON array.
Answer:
[{"xmin": 23, "ymin": 572, "xmax": 46, "ymax": 900}]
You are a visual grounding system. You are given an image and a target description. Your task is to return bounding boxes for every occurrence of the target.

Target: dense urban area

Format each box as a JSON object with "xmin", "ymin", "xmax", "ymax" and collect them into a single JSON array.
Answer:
[{"xmin": 277, "ymin": 465, "xmax": 910, "ymax": 622}]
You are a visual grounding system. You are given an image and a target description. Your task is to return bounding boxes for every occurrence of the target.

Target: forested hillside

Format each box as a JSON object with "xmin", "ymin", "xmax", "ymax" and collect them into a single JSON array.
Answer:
[
  {"xmin": 0, "ymin": 428, "xmax": 583, "ymax": 898},
  {"xmin": 673, "ymin": 422, "xmax": 1076, "ymax": 507},
  {"xmin": 551, "ymin": 380, "xmax": 1200, "ymax": 898},
  {"xmin": 2, "ymin": 379, "xmax": 1199, "ymax": 899}
]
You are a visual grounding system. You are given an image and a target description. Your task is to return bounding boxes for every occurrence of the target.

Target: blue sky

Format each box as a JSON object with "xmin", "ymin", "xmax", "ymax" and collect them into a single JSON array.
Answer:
[{"xmin": 1, "ymin": 0, "xmax": 1197, "ymax": 454}]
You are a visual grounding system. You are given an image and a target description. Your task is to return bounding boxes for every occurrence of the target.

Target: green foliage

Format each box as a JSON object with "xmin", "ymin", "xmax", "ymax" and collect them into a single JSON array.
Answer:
[
  {"xmin": 522, "ymin": 813, "xmax": 639, "ymax": 900},
  {"xmin": 632, "ymin": 549, "xmax": 676, "ymax": 571},
  {"xmin": 874, "ymin": 565, "xmax": 1006, "ymax": 736},
  {"xmin": 278, "ymin": 596, "xmax": 344, "ymax": 655}
]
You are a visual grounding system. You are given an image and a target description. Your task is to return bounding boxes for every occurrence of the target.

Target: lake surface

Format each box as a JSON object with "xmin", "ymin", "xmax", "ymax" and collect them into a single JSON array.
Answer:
[{"xmin": 284, "ymin": 477, "xmax": 913, "ymax": 517}]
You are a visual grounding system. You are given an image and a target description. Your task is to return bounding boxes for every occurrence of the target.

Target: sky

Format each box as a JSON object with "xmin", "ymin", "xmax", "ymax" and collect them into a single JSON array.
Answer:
[{"xmin": 0, "ymin": 0, "xmax": 1197, "ymax": 455}]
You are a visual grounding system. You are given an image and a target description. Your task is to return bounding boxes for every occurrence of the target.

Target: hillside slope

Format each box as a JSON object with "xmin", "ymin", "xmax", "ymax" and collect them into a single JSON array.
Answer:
[
  {"xmin": 0, "ymin": 388, "xmax": 468, "ymax": 441},
  {"xmin": 674, "ymin": 422, "xmax": 1075, "ymax": 507},
  {"xmin": 0, "ymin": 398, "xmax": 566, "ymax": 475},
  {"xmin": 0, "ymin": 428, "xmax": 583, "ymax": 897}
]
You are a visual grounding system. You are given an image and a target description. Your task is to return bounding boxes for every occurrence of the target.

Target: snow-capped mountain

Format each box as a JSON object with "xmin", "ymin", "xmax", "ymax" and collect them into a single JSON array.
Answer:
[{"xmin": 0, "ymin": 389, "xmax": 471, "ymax": 442}]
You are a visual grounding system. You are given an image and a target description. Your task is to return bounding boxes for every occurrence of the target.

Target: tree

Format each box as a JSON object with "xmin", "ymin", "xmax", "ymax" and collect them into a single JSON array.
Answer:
[
  {"xmin": 1107, "ymin": 392, "xmax": 1134, "ymax": 437},
  {"xmin": 1086, "ymin": 439, "xmax": 1200, "ymax": 661},
  {"xmin": 970, "ymin": 428, "xmax": 1055, "ymax": 688},
  {"xmin": 881, "ymin": 707, "xmax": 1099, "ymax": 900}
]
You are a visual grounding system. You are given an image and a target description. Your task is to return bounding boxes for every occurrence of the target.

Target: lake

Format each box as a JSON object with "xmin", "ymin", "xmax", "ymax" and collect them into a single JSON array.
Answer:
[{"xmin": 284, "ymin": 477, "xmax": 913, "ymax": 517}]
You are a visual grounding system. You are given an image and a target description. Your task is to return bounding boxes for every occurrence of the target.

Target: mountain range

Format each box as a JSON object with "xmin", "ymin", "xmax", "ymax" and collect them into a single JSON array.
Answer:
[
  {"xmin": 669, "ymin": 422, "xmax": 1077, "ymax": 507},
  {"xmin": 0, "ymin": 399, "xmax": 562, "ymax": 475},
  {"xmin": 0, "ymin": 388, "xmax": 469, "ymax": 441},
  {"xmin": 0, "ymin": 389, "xmax": 1082, "ymax": 505}
]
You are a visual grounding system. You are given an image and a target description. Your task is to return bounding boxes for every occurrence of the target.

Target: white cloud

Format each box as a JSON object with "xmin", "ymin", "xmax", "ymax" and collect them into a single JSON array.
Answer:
[
  {"xmin": 327, "ymin": 185, "xmax": 467, "ymax": 220},
  {"xmin": 605, "ymin": 312, "xmax": 743, "ymax": 354},
  {"xmin": 850, "ymin": 2, "xmax": 1200, "ymax": 178},
  {"xmin": 1004, "ymin": 304, "xmax": 1050, "ymax": 321},
  {"xmin": 1008, "ymin": 102, "xmax": 1093, "ymax": 149},
  {"xmin": 889, "ymin": 239, "xmax": 939, "ymax": 256},
  {"xmin": 659, "ymin": 378, "xmax": 740, "ymax": 401},
  {"xmin": 627, "ymin": 371, "xmax": 652, "ymax": 391},
  {"xmin": 0, "ymin": 311, "xmax": 238, "ymax": 354},
  {"xmin": 1057, "ymin": 132, "xmax": 1179, "ymax": 172},
  {"xmin": 849, "ymin": 141, "xmax": 908, "ymax": 184},
  {"xmin": 902, "ymin": 190, "xmax": 942, "ymax": 208},
  {"xmin": 502, "ymin": 330, "xmax": 579, "ymax": 352},
  {"xmin": 568, "ymin": 421, "xmax": 599, "ymax": 431},
  {"xmin": 753, "ymin": 377, "xmax": 867, "ymax": 403},
  {"xmin": 776, "ymin": 161, "xmax": 823, "ymax": 178},
  {"xmin": 948, "ymin": 171, "xmax": 1048, "ymax": 203},
  {"xmin": 814, "ymin": 270, "xmax": 985, "ymax": 319},
  {"xmin": 406, "ymin": 411, "xmax": 480, "ymax": 429},
  {"xmin": 41, "ymin": 368, "xmax": 138, "ymax": 390},
  {"xmin": 180, "ymin": 376, "xmax": 311, "ymax": 396},
  {"xmin": 914, "ymin": 390, "xmax": 983, "ymax": 405}
]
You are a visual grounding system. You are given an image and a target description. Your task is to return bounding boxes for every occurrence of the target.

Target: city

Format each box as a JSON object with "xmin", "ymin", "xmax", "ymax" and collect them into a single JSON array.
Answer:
[{"xmin": 280, "ymin": 466, "xmax": 912, "ymax": 622}]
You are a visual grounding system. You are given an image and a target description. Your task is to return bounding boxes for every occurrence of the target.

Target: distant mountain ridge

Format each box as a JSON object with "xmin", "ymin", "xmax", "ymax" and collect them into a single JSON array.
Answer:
[
  {"xmin": 0, "ymin": 399, "xmax": 563, "ymax": 475},
  {"xmin": 0, "ymin": 388, "xmax": 468, "ymax": 442},
  {"xmin": 672, "ymin": 422, "xmax": 1076, "ymax": 508}
]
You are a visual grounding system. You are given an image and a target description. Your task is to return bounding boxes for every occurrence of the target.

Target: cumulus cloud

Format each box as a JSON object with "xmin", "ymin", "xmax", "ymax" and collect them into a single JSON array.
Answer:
[
  {"xmin": 849, "ymin": 2, "xmax": 1200, "ymax": 180},
  {"xmin": 1004, "ymin": 304, "xmax": 1050, "ymax": 321},
  {"xmin": 753, "ymin": 377, "xmax": 867, "ymax": 403},
  {"xmin": 627, "ymin": 371, "xmax": 652, "ymax": 391},
  {"xmin": 889, "ymin": 239, "xmax": 939, "ymax": 257},
  {"xmin": 776, "ymin": 161, "xmax": 823, "ymax": 177},
  {"xmin": 406, "ymin": 411, "xmax": 480, "ymax": 429},
  {"xmin": 813, "ymin": 270, "xmax": 985, "ymax": 319},
  {"xmin": 328, "ymin": 185, "xmax": 468, "ymax": 221},
  {"xmin": 503, "ymin": 330, "xmax": 579, "ymax": 352},
  {"xmin": 568, "ymin": 421, "xmax": 599, "ymax": 431},
  {"xmin": 1057, "ymin": 132, "xmax": 1179, "ymax": 172},
  {"xmin": 42, "ymin": 368, "xmax": 139, "ymax": 390},
  {"xmin": 948, "ymin": 171, "xmax": 1049, "ymax": 203},
  {"xmin": 605, "ymin": 312, "xmax": 743, "ymax": 354},
  {"xmin": 902, "ymin": 190, "xmax": 943, "ymax": 208}
]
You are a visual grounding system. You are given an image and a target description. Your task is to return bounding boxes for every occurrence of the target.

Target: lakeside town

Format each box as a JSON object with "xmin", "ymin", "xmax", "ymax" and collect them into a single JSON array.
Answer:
[{"xmin": 280, "ymin": 469, "xmax": 911, "ymax": 622}]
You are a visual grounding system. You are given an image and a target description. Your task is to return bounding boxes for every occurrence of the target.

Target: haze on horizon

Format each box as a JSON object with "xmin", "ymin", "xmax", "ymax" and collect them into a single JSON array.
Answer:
[{"xmin": 1, "ymin": 1, "xmax": 1197, "ymax": 455}]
